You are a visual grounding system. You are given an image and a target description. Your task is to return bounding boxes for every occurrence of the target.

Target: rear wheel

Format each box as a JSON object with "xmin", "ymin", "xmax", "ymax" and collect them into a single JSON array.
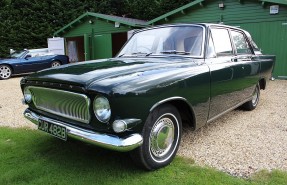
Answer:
[
  {"xmin": 242, "ymin": 84, "xmax": 260, "ymax": 110},
  {"xmin": 130, "ymin": 104, "xmax": 182, "ymax": 170},
  {"xmin": 0, "ymin": 65, "xmax": 12, "ymax": 80},
  {"xmin": 51, "ymin": 61, "xmax": 61, "ymax": 67}
]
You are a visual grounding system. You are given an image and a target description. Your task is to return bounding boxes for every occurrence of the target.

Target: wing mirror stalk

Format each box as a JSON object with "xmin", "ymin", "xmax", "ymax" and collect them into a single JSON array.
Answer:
[
  {"xmin": 231, "ymin": 57, "xmax": 238, "ymax": 62},
  {"xmin": 25, "ymin": 55, "xmax": 32, "ymax": 59}
]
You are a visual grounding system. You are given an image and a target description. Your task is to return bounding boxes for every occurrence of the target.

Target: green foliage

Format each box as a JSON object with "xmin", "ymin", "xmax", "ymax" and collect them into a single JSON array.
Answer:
[
  {"xmin": 0, "ymin": 0, "xmax": 191, "ymax": 57},
  {"xmin": 251, "ymin": 170, "xmax": 287, "ymax": 185},
  {"xmin": 124, "ymin": 0, "xmax": 191, "ymax": 20},
  {"xmin": 1, "ymin": 127, "xmax": 287, "ymax": 184}
]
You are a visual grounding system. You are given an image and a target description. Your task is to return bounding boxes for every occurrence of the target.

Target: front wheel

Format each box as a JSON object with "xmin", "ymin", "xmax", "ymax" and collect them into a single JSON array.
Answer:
[
  {"xmin": 242, "ymin": 84, "xmax": 260, "ymax": 111},
  {"xmin": 0, "ymin": 65, "xmax": 12, "ymax": 80},
  {"xmin": 130, "ymin": 104, "xmax": 182, "ymax": 170}
]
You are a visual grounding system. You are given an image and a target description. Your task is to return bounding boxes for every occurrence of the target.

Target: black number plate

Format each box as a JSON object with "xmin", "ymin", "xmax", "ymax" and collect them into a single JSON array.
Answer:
[{"xmin": 38, "ymin": 119, "xmax": 67, "ymax": 141}]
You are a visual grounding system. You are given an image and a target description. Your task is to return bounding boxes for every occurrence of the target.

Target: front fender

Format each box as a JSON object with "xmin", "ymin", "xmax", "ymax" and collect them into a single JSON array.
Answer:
[{"xmin": 108, "ymin": 68, "xmax": 210, "ymax": 132}]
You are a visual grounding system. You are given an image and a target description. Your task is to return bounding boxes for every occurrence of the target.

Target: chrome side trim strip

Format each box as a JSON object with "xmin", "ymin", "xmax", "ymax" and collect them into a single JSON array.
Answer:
[
  {"xmin": 24, "ymin": 109, "xmax": 143, "ymax": 152},
  {"xmin": 207, "ymin": 97, "xmax": 252, "ymax": 124}
]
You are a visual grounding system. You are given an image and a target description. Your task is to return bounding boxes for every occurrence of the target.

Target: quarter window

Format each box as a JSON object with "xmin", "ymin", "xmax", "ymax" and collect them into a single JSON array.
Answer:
[
  {"xmin": 206, "ymin": 34, "xmax": 216, "ymax": 58},
  {"xmin": 211, "ymin": 28, "xmax": 233, "ymax": 56},
  {"xmin": 230, "ymin": 30, "xmax": 252, "ymax": 55}
]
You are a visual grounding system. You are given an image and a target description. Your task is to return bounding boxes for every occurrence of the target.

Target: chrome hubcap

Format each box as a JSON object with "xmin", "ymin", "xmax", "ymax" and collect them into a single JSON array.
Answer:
[
  {"xmin": 52, "ymin": 62, "xmax": 60, "ymax": 67},
  {"xmin": 150, "ymin": 116, "xmax": 175, "ymax": 158},
  {"xmin": 0, "ymin": 66, "xmax": 11, "ymax": 79}
]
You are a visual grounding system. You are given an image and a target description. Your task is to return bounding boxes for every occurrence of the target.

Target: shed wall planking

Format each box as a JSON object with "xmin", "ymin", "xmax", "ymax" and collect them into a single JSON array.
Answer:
[
  {"xmin": 63, "ymin": 19, "xmax": 130, "ymax": 38},
  {"xmin": 159, "ymin": 0, "xmax": 287, "ymax": 25},
  {"xmin": 238, "ymin": 22, "xmax": 287, "ymax": 78}
]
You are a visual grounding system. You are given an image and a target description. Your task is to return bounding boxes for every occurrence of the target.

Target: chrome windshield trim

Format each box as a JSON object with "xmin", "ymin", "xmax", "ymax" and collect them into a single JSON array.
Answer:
[
  {"xmin": 24, "ymin": 109, "xmax": 143, "ymax": 152},
  {"xmin": 118, "ymin": 24, "xmax": 206, "ymax": 59}
]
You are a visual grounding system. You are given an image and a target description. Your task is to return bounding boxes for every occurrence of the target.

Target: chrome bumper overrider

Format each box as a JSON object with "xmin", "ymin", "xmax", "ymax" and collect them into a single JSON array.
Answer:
[{"xmin": 24, "ymin": 109, "xmax": 143, "ymax": 152}]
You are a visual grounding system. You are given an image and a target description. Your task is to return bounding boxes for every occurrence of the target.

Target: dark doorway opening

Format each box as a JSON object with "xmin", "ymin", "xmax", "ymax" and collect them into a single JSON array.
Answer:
[
  {"xmin": 65, "ymin": 36, "xmax": 85, "ymax": 62},
  {"xmin": 112, "ymin": 32, "xmax": 128, "ymax": 57}
]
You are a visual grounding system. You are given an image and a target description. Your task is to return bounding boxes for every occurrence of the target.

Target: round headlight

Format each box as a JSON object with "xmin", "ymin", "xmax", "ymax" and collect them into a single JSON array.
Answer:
[
  {"xmin": 24, "ymin": 87, "xmax": 32, "ymax": 103},
  {"xmin": 93, "ymin": 96, "xmax": 111, "ymax": 123}
]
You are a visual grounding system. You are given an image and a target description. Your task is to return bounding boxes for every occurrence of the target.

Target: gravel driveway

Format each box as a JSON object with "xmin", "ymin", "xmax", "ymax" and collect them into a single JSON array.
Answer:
[
  {"xmin": 1, "ymin": 77, "xmax": 286, "ymax": 177},
  {"xmin": 0, "ymin": 77, "xmax": 30, "ymax": 128}
]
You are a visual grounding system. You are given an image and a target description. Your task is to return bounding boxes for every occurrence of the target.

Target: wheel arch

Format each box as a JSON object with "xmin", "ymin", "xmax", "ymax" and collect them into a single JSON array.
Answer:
[
  {"xmin": 0, "ymin": 63, "xmax": 14, "ymax": 73},
  {"xmin": 259, "ymin": 78, "xmax": 266, "ymax": 90},
  {"xmin": 51, "ymin": 59, "xmax": 62, "ymax": 65},
  {"xmin": 150, "ymin": 97, "xmax": 196, "ymax": 130}
]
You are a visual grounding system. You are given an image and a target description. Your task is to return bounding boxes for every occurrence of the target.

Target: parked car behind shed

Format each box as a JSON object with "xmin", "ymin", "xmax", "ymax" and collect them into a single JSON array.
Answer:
[{"xmin": 0, "ymin": 49, "xmax": 69, "ymax": 79}]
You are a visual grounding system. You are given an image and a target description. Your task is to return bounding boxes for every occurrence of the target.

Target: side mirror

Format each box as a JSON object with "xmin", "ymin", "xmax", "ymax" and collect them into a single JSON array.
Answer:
[{"xmin": 25, "ymin": 54, "xmax": 32, "ymax": 59}]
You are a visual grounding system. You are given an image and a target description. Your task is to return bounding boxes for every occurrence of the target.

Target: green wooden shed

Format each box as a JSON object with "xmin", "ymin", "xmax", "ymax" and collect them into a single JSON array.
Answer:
[
  {"xmin": 54, "ymin": 12, "xmax": 147, "ymax": 62},
  {"xmin": 148, "ymin": 0, "xmax": 287, "ymax": 79}
]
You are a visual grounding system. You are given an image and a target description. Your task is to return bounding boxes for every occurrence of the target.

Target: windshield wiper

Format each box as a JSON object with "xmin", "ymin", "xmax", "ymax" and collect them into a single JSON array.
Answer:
[
  {"xmin": 160, "ymin": 50, "xmax": 191, "ymax": 55},
  {"xmin": 117, "ymin": 53, "xmax": 126, "ymax": 58},
  {"xmin": 131, "ymin": 52, "xmax": 153, "ymax": 56},
  {"xmin": 118, "ymin": 52, "xmax": 153, "ymax": 58}
]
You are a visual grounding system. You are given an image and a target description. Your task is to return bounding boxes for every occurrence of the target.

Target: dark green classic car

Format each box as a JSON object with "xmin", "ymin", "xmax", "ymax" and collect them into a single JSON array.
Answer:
[{"xmin": 21, "ymin": 23, "xmax": 275, "ymax": 170}]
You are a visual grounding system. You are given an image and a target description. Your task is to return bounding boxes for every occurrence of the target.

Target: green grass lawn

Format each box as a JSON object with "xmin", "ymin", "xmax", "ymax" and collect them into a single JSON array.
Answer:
[{"xmin": 0, "ymin": 127, "xmax": 286, "ymax": 185}]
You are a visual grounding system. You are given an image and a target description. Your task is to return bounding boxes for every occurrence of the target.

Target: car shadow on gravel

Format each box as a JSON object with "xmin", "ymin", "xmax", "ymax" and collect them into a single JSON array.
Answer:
[{"xmin": 35, "ymin": 136, "xmax": 143, "ymax": 172}]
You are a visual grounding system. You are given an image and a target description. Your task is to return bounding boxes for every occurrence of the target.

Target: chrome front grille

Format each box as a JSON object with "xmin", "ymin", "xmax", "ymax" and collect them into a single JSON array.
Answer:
[{"xmin": 28, "ymin": 86, "xmax": 90, "ymax": 123}]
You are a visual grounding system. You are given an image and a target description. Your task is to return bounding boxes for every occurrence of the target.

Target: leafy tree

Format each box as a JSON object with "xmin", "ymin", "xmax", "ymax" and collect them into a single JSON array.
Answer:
[
  {"xmin": 0, "ymin": 0, "xmax": 191, "ymax": 57},
  {"xmin": 123, "ymin": 0, "xmax": 192, "ymax": 20}
]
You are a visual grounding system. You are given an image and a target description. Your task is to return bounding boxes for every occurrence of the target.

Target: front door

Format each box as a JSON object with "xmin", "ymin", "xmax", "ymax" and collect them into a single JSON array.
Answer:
[{"xmin": 17, "ymin": 55, "xmax": 46, "ymax": 73}]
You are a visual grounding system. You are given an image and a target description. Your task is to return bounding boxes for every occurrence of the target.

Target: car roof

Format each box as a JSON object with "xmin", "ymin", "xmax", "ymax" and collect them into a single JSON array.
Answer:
[{"xmin": 136, "ymin": 23, "xmax": 247, "ymax": 34}]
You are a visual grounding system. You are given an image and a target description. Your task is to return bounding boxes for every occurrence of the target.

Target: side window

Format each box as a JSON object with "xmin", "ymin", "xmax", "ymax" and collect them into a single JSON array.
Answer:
[
  {"xmin": 211, "ymin": 28, "xmax": 233, "ymax": 56},
  {"xmin": 230, "ymin": 30, "xmax": 252, "ymax": 55}
]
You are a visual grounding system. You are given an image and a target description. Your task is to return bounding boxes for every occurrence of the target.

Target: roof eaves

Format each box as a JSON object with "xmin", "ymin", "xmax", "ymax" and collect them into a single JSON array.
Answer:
[
  {"xmin": 87, "ymin": 12, "xmax": 147, "ymax": 27},
  {"xmin": 54, "ymin": 12, "xmax": 89, "ymax": 36},
  {"xmin": 54, "ymin": 12, "xmax": 147, "ymax": 36},
  {"xmin": 259, "ymin": 0, "xmax": 287, "ymax": 5},
  {"xmin": 147, "ymin": 0, "xmax": 205, "ymax": 25}
]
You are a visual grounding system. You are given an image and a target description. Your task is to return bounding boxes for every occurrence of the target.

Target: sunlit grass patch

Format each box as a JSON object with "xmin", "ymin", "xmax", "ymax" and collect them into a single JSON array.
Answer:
[{"xmin": 0, "ymin": 127, "xmax": 286, "ymax": 185}]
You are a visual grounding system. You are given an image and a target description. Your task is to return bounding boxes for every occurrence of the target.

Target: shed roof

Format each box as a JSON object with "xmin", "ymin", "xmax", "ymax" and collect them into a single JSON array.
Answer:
[
  {"xmin": 260, "ymin": 0, "xmax": 287, "ymax": 5},
  {"xmin": 54, "ymin": 12, "xmax": 147, "ymax": 36},
  {"xmin": 148, "ymin": 0, "xmax": 287, "ymax": 25}
]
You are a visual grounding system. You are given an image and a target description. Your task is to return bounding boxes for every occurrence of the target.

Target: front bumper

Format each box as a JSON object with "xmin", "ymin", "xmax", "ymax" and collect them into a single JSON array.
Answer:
[{"xmin": 24, "ymin": 109, "xmax": 143, "ymax": 152}]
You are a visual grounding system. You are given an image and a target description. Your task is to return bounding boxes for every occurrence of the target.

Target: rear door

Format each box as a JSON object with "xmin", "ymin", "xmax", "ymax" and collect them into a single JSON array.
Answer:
[{"xmin": 229, "ymin": 29, "xmax": 260, "ymax": 102}]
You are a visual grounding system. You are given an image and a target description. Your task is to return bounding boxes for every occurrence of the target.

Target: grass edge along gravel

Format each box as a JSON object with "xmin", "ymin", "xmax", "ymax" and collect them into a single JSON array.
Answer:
[{"xmin": 0, "ymin": 127, "xmax": 287, "ymax": 185}]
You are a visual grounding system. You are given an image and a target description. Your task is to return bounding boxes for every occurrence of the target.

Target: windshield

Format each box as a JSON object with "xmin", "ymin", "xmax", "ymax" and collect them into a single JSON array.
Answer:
[
  {"xmin": 118, "ymin": 26, "xmax": 204, "ymax": 57},
  {"xmin": 10, "ymin": 50, "xmax": 27, "ymax": 58}
]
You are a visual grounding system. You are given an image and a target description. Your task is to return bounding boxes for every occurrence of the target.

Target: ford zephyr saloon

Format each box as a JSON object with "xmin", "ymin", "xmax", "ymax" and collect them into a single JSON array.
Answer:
[{"xmin": 21, "ymin": 23, "xmax": 275, "ymax": 170}]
